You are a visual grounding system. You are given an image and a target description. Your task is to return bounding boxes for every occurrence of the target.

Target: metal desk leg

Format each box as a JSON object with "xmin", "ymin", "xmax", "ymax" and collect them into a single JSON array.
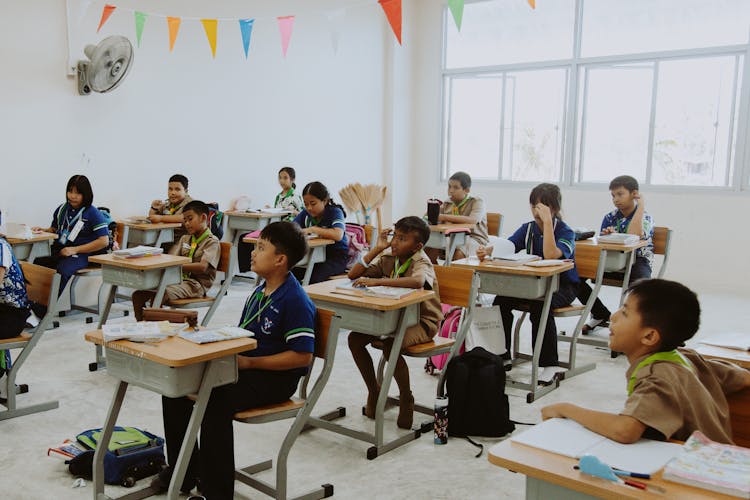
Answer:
[
  {"xmin": 154, "ymin": 229, "xmax": 174, "ymax": 249},
  {"xmin": 445, "ymin": 234, "xmax": 458, "ymax": 265},
  {"xmin": 300, "ymin": 249, "xmax": 316, "ymax": 286},
  {"xmin": 618, "ymin": 250, "xmax": 638, "ymax": 306},
  {"xmin": 153, "ymin": 267, "xmax": 180, "ymax": 308},
  {"xmin": 91, "ymin": 284, "xmax": 118, "ymax": 371},
  {"xmin": 121, "ymin": 226, "xmax": 131, "ymax": 249},
  {"xmin": 94, "ymin": 381, "xmax": 128, "ymax": 500}
]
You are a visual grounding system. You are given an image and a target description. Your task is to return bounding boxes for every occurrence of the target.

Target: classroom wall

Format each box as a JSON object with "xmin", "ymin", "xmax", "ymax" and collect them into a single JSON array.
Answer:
[
  {"xmin": 401, "ymin": 0, "xmax": 750, "ymax": 295},
  {"xmin": 0, "ymin": 0, "xmax": 389, "ymax": 226}
]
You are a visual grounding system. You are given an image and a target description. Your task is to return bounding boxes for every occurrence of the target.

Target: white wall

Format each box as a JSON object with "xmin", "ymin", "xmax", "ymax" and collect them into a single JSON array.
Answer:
[
  {"xmin": 402, "ymin": 0, "xmax": 750, "ymax": 295},
  {"xmin": 0, "ymin": 0, "xmax": 388, "ymax": 226}
]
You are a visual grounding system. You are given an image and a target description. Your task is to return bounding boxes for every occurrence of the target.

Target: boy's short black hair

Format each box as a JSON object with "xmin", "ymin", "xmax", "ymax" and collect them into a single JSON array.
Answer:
[
  {"xmin": 169, "ymin": 174, "xmax": 189, "ymax": 190},
  {"xmin": 449, "ymin": 171, "xmax": 472, "ymax": 189},
  {"xmin": 609, "ymin": 175, "xmax": 639, "ymax": 192},
  {"xmin": 260, "ymin": 221, "xmax": 308, "ymax": 269},
  {"xmin": 529, "ymin": 183, "xmax": 562, "ymax": 217},
  {"xmin": 626, "ymin": 279, "xmax": 701, "ymax": 351},
  {"xmin": 182, "ymin": 200, "xmax": 210, "ymax": 218},
  {"xmin": 394, "ymin": 216, "xmax": 431, "ymax": 245},
  {"xmin": 66, "ymin": 175, "xmax": 95, "ymax": 207}
]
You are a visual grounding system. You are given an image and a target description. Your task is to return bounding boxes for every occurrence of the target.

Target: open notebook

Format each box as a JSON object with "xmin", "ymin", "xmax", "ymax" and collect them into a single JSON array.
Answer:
[{"xmin": 698, "ymin": 332, "xmax": 750, "ymax": 351}]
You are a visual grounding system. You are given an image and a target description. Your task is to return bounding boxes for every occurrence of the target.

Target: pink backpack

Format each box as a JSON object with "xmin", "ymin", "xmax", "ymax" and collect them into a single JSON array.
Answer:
[
  {"xmin": 424, "ymin": 304, "xmax": 465, "ymax": 375},
  {"xmin": 345, "ymin": 223, "xmax": 369, "ymax": 269}
]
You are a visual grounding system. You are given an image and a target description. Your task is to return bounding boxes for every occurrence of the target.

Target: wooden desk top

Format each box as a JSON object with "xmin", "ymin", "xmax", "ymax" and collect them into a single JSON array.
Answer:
[
  {"xmin": 452, "ymin": 258, "xmax": 574, "ymax": 277},
  {"xmin": 576, "ymin": 238, "xmax": 648, "ymax": 252},
  {"xmin": 242, "ymin": 235, "xmax": 335, "ymax": 248},
  {"xmin": 694, "ymin": 344, "xmax": 750, "ymax": 369},
  {"xmin": 304, "ymin": 278, "xmax": 436, "ymax": 311},
  {"xmin": 225, "ymin": 210, "xmax": 291, "ymax": 219},
  {"xmin": 121, "ymin": 220, "xmax": 183, "ymax": 230},
  {"xmin": 89, "ymin": 253, "xmax": 190, "ymax": 270},
  {"xmin": 428, "ymin": 223, "xmax": 473, "ymax": 233},
  {"xmin": 6, "ymin": 232, "xmax": 57, "ymax": 245},
  {"xmin": 85, "ymin": 330, "xmax": 256, "ymax": 367},
  {"xmin": 488, "ymin": 439, "xmax": 733, "ymax": 500}
]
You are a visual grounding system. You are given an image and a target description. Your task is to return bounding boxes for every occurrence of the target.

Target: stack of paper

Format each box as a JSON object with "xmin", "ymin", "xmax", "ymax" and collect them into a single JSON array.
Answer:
[
  {"xmin": 334, "ymin": 281, "xmax": 417, "ymax": 300},
  {"xmin": 179, "ymin": 326, "xmax": 254, "ymax": 344},
  {"xmin": 112, "ymin": 245, "xmax": 164, "ymax": 259},
  {"xmin": 102, "ymin": 321, "xmax": 182, "ymax": 342},
  {"xmin": 598, "ymin": 233, "xmax": 640, "ymax": 245},
  {"xmin": 699, "ymin": 332, "xmax": 750, "ymax": 351}
]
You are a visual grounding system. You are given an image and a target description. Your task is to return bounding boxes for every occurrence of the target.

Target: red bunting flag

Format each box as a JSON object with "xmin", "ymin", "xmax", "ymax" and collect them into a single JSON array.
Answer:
[
  {"xmin": 378, "ymin": 0, "xmax": 402, "ymax": 45},
  {"xmin": 97, "ymin": 4, "xmax": 116, "ymax": 33}
]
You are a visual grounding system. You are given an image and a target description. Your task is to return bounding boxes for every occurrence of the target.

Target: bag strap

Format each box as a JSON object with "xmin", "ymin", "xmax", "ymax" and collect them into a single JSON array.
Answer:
[{"xmin": 465, "ymin": 436, "xmax": 483, "ymax": 458}]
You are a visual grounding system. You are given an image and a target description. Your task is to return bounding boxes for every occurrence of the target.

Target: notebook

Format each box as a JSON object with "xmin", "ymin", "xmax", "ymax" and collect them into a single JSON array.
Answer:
[
  {"xmin": 598, "ymin": 233, "xmax": 641, "ymax": 245},
  {"xmin": 509, "ymin": 418, "xmax": 682, "ymax": 474},
  {"xmin": 179, "ymin": 326, "xmax": 254, "ymax": 344},
  {"xmin": 334, "ymin": 281, "xmax": 417, "ymax": 300},
  {"xmin": 112, "ymin": 245, "xmax": 164, "ymax": 259},
  {"xmin": 246, "ymin": 207, "xmax": 287, "ymax": 214},
  {"xmin": 102, "ymin": 321, "xmax": 184, "ymax": 342},
  {"xmin": 699, "ymin": 332, "xmax": 750, "ymax": 351}
]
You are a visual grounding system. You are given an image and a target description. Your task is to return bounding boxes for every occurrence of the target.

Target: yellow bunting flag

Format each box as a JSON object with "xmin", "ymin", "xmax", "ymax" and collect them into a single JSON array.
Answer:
[
  {"xmin": 528, "ymin": 0, "xmax": 536, "ymax": 9},
  {"xmin": 378, "ymin": 0, "xmax": 402, "ymax": 45},
  {"xmin": 97, "ymin": 4, "xmax": 116, "ymax": 33},
  {"xmin": 201, "ymin": 19, "xmax": 218, "ymax": 58},
  {"xmin": 167, "ymin": 16, "xmax": 181, "ymax": 52}
]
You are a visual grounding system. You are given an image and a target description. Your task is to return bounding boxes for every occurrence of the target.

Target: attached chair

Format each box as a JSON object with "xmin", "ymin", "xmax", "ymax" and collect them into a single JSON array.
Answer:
[
  {"xmin": 233, "ymin": 308, "xmax": 341, "ymax": 500},
  {"xmin": 0, "ymin": 262, "xmax": 61, "ymax": 420},
  {"xmin": 487, "ymin": 212, "xmax": 503, "ymax": 237}
]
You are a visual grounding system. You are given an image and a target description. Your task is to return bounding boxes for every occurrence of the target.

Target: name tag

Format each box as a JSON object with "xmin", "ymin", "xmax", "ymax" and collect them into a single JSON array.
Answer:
[
  {"xmin": 182, "ymin": 243, "xmax": 192, "ymax": 251},
  {"xmin": 68, "ymin": 220, "xmax": 85, "ymax": 243}
]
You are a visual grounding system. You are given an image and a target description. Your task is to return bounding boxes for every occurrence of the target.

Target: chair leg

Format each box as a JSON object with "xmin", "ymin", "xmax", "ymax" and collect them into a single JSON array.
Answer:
[{"xmin": 513, "ymin": 311, "xmax": 527, "ymax": 360}]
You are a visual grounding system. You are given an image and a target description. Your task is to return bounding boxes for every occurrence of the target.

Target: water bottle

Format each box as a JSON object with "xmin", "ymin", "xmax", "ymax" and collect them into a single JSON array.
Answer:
[{"xmin": 434, "ymin": 396, "xmax": 448, "ymax": 444}]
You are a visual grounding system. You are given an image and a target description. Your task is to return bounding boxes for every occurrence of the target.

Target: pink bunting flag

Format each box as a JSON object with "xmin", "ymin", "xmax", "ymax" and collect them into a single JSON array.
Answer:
[
  {"xmin": 277, "ymin": 16, "xmax": 295, "ymax": 58},
  {"xmin": 97, "ymin": 4, "xmax": 116, "ymax": 33},
  {"xmin": 378, "ymin": 0, "xmax": 402, "ymax": 45}
]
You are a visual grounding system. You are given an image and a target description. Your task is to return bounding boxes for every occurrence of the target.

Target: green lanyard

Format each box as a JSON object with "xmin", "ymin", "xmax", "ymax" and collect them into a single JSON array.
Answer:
[
  {"xmin": 274, "ymin": 188, "xmax": 294, "ymax": 208},
  {"xmin": 305, "ymin": 214, "xmax": 320, "ymax": 228},
  {"xmin": 188, "ymin": 229, "xmax": 212, "ymax": 259},
  {"xmin": 452, "ymin": 196, "xmax": 471, "ymax": 215},
  {"xmin": 391, "ymin": 257, "xmax": 412, "ymax": 279},
  {"xmin": 627, "ymin": 350, "xmax": 693, "ymax": 395},
  {"xmin": 239, "ymin": 290, "xmax": 273, "ymax": 328}
]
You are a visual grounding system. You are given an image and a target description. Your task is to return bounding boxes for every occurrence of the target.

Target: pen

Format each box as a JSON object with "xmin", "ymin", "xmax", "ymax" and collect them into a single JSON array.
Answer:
[{"xmin": 613, "ymin": 469, "xmax": 651, "ymax": 479}]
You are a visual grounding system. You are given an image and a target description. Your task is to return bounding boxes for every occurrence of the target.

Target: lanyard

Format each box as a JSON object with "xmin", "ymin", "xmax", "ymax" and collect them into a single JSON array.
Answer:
[
  {"xmin": 627, "ymin": 350, "xmax": 693, "ymax": 395},
  {"xmin": 526, "ymin": 219, "xmax": 558, "ymax": 255},
  {"xmin": 57, "ymin": 203, "xmax": 84, "ymax": 232},
  {"xmin": 305, "ymin": 214, "xmax": 320, "ymax": 228},
  {"xmin": 239, "ymin": 289, "xmax": 273, "ymax": 328},
  {"xmin": 188, "ymin": 229, "xmax": 212, "ymax": 259},
  {"xmin": 452, "ymin": 196, "xmax": 471, "ymax": 215},
  {"xmin": 166, "ymin": 200, "xmax": 183, "ymax": 214},
  {"xmin": 391, "ymin": 257, "xmax": 412, "ymax": 279},
  {"xmin": 274, "ymin": 188, "xmax": 294, "ymax": 208}
]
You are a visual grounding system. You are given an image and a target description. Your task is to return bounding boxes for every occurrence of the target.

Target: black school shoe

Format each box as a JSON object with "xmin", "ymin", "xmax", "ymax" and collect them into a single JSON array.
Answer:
[{"xmin": 150, "ymin": 466, "xmax": 200, "ymax": 495}]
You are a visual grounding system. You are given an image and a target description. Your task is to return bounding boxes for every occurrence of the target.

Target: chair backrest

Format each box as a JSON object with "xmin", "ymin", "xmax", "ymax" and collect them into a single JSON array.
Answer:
[
  {"xmin": 217, "ymin": 241, "xmax": 232, "ymax": 274},
  {"xmin": 652, "ymin": 226, "xmax": 672, "ymax": 278},
  {"xmin": 434, "ymin": 266, "xmax": 475, "ymax": 308},
  {"xmin": 115, "ymin": 222, "xmax": 125, "ymax": 249},
  {"xmin": 487, "ymin": 212, "xmax": 502, "ymax": 237},
  {"xmin": 573, "ymin": 243, "xmax": 601, "ymax": 281},
  {"xmin": 313, "ymin": 308, "xmax": 336, "ymax": 359},
  {"xmin": 299, "ymin": 308, "xmax": 340, "ymax": 399},
  {"xmin": 19, "ymin": 262, "xmax": 55, "ymax": 307},
  {"xmin": 728, "ymin": 386, "xmax": 750, "ymax": 448}
]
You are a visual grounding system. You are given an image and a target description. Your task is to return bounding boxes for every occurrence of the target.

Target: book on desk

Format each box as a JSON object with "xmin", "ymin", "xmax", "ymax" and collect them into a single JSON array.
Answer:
[
  {"xmin": 333, "ymin": 281, "xmax": 418, "ymax": 300},
  {"xmin": 112, "ymin": 245, "xmax": 164, "ymax": 259},
  {"xmin": 597, "ymin": 233, "xmax": 641, "ymax": 245},
  {"xmin": 178, "ymin": 326, "xmax": 254, "ymax": 344}
]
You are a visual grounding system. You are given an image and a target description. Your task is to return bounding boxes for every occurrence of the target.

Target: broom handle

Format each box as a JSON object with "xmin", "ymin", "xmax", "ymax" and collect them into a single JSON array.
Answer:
[{"xmin": 376, "ymin": 208, "xmax": 382, "ymax": 232}]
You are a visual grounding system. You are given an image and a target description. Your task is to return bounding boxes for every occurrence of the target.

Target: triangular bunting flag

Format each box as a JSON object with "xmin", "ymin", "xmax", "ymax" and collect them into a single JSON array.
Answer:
[
  {"xmin": 447, "ymin": 0, "xmax": 464, "ymax": 31},
  {"xmin": 277, "ymin": 16, "xmax": 295, "ymax": 58},
  {"xmin": 528, "ymin": 0, "xmax": 536, "ymax": 9},
  {"xmin": 201, "ymin": 19, "xmax": 218, "ymax": 58},
  {"xmin": 97, "ymin": 4, "xmax": 116, "ymax": 33},
  {"xmin": 239, "ymin": 19, "xmax": 254, "ymax": 59},
  {"xmin": 167, "ymin": 17, "xmax": 181, "ymax": 52},
  {"xmin": 134, "ymin": 12, "xmax": 147, "ymax": 47},
  {"xmin": 378, "ymin": 0, "xmax": 402, "ymax": 45},
  {"xmin": 326, "ymin": 9, "xmax": 346, "ymax": 54}
]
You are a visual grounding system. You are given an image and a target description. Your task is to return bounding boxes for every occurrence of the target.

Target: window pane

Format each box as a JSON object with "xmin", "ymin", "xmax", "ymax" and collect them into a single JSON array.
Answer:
[
  {"xmin": 582, "ymin": 0, "xmax": 750, "ymax": 57},
  {"xmin": 445, "ymin": 77, "xmax": 503, "ymax": 180},
  {"xmin": 503, "ymin": 69, "xmax": 567, "ymax": 181},
  {"xmin": 445, "ymin": 0, "xmax": 574, "ymax": 69},
  {"xmin": 578, "ymin": 64, "xmax": 653, "ymax": 183},
  {"xmin": 651, "ymin": 57, "xmax": 739, "ymax": 186}
]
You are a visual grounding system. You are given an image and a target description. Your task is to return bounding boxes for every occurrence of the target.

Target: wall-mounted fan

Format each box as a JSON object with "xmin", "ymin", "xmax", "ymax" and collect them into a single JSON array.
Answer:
[{"xmin": 77, "ymin": 35, "xmax": 133, "ymax": 95}]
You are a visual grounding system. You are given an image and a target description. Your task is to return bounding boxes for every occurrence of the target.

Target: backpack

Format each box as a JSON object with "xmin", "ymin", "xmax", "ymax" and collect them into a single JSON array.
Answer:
[
  {"xmin": 67, "ymin": 426, "xmax": 166, "ymax": 487},
  {"xmin": 96, "ymin": 207, "xmax": 118, "ymax": 251},
  {"xmin": 445, "ymin": 347, "xmax": 515, "ymax": 438},
  {"xmin": 424, "ymin": 304, "xmax": 465, "ymax": 375},
  {"xmin": 344, "ymin": 223, "xmax": 369, "ymax": 269},
  {"xmin": 207, "ymin": 202, "xmax": 224, "ymax": 239}
]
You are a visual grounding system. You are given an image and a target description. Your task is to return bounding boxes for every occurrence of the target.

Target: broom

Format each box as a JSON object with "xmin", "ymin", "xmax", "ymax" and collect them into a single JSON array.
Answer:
[
  {"xmin": 339, "ymin": 185, "xmax": 364, "ymax": 224},
  {"xmin": 352, "ymin": 183, "xmax": 371, "ymax": 224},
  {"xmin": 365, "ymin": 185, "xmax": 387, "ymax": 231}
]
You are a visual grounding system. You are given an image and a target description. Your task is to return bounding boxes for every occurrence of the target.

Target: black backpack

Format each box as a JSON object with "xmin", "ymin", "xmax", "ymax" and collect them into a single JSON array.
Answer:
[
  {"xmin": 207, "ymin": 202, "xmax": 224, "ymax": 240},
  {"xmin": 445, "ymin": 347, "xmax": 515, "ymax": 438}
]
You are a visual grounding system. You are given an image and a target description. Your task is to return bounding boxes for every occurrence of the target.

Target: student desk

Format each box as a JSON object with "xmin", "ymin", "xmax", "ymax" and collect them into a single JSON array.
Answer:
[
  {"xmin": 120, "ymin": 221, "xmax": 182, "ymax": 249},
  {"xmin": 242, "ymin": 235, "xmax": 334, "ymax": 286},
  {"xmin": 302, "ymin": 278, "xmax": 436, "ymax": 459},
  {"xmin": 224, "ymin": 210, "xmax": 291, "ymax": 246},
  {"xmin": 426, "ymin": 223, "xmax": 472, "ymax": 265},
  {"xmin": 694, "ymin": 344, "xmax": 750, "ymax": 369},
  {"xmin": 87, "ymin": 253, "xmax": 190, "ymax": 370},
  {"xmin": 7, "ymin": 232, "xmax": 57, "ymax": 261},
  {"xmin": 85, "ymin": 330, "xmax": 256, "ymax": 500},
  {"xmin": 452, "ymin": 258, "xmax": 573, "ymax": 403},
  {"xmin": 488, "ymin": 438, "xmax": 735, "ymax": 500}
]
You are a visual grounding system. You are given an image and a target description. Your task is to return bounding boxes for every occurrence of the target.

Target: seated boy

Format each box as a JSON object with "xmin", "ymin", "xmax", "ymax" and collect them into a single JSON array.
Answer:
[
  {"xmin": 132, "ymin": 200, "xmax": 219, "ymax": 321},
  {"xmin": 347, "ymin": 216, "xmax": 442, "ymax": 429},
  {"xmin": 542, "ymin": 279, "xmax": 750, "ymax": 444},
  {"xmin": 578, "ymin": 175, "xmax": 654, "ymax": 333},
  {"xmin": 148, "ymin": 174, "xmax": 193, "ymax": 241},
  {"xmin": 153, "ymin": 221, "xmax": 315, "ymax": 499},
  {"xmin": 426, "ymin": 171, "xmax": 489, "ymax": 263}
]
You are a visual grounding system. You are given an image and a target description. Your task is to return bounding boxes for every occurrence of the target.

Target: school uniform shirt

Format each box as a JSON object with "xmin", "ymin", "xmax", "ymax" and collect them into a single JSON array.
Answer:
[
  {"xmin": 621, "ymin": 348, "xmax": 748, "ymax": 444},
  {"xmin": 293, "ymin": 205, "xmax": 349, "ymax": 253},
  {"xmin": 238, "ymin": 273, "xmax": 315, "ymax": 376},
  {"xmin": 273, "ymin": 189, "xmax": 303, "ymax": 220},
  {"xmin": 600, "ymin": 204, "xmax": 654, "ymax": 264},
  {"xmin": 168, "ymin": 230, "xmax": 220, "ymax": 291},
  {"xmin": 508, "ymin": 219, "xmax": 579, "ymax": 284},
  {"xmin": 440, "ymin": 196, "xmax": 489, "ymax": 246},
  {"xmin": 158, "ymin": 195, "xmax": 193, "ymax": 240},
  {"xmin": 364, "ymin": 248, "xmax": 442, "ymax": 333},
  {"xmin": 50, "ymin": 203, "xmax": 109, "ymax": 250},
  {"xmin": 0, "ymin": 237, "xmax": 29, "ymax": 310}
]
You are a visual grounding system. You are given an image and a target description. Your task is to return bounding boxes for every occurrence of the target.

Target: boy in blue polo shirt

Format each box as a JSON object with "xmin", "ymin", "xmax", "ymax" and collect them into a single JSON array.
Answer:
[
  {"xmin": 577, "ymin": 175, "xmax": 655, "ymax": 334},
  {"xmin": 154, "ymin": 221, "xmax": 315, "ymax": 499}
]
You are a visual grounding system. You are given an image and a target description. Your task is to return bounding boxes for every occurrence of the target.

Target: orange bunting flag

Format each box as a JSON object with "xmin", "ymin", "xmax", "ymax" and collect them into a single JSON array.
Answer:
[
  {"xmin": 528, "ymin": 0, "xmax": 536, "ymax": 9},
  {"xmin": 201, "ymin": 19, "xmax": 218, "ymax": 58},
  {"xmin": 97, "ymin": 4, "xmax": 116, "ymax": 33},
  {"xmin": 378, "ymin": 0, "xmax": 402, "ymax": 45},
  {"xmin": 277, "ymin": 16, "xmax": 295, "ymax": 58},
  {"xmin": 167, "ymin": 17, "xmax": 181, "ymax": 52}
]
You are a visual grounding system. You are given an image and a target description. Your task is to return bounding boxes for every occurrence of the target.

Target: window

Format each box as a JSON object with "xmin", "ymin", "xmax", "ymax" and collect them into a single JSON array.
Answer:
[{"xmin": 442, "ymin": 0, "xmax": 750, "ymax": 190}]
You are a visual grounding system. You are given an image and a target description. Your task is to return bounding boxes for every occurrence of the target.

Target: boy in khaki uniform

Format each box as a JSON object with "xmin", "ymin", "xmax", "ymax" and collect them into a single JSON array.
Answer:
[
  {"xmin": 133, "ymin": 200, "xmax": 220, "ymax": 321},
  {"xmin": 347, "ymin": 216, "xmax": 442, "ymax": 429},
  {"xmin": 434, "ymin": 171, "xmax": 488, "ymax": 261},
  {"xmin": 148, "ymin": 173, "xmax": 194, "ymax": 241},
  {"xmin": 542, "ymin": 279, "xmax": 750, "ymax": 444}
]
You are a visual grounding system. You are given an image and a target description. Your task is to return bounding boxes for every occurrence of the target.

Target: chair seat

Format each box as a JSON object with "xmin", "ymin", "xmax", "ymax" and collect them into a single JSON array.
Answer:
[
  {"xmin": 168, "ymin": 296, "xmax": 215, "ymax": 306},
  {"xmin": 75, "ymin": 266, "xmax": 101, "ymax": 275},
  {"xmin": 234, "ymin": 397, "xmax": 305, "ymax": 421},
  {"xmin": 0, "ymin": 333, "xmax": 31, "ymax": 346},
  {"xmin": 602, "ymin": 278, "xmax": 625, "ymax": 287},
  {"xmin": 371, "ymin": 336, "xmax": 455, "ymax": 356}
]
